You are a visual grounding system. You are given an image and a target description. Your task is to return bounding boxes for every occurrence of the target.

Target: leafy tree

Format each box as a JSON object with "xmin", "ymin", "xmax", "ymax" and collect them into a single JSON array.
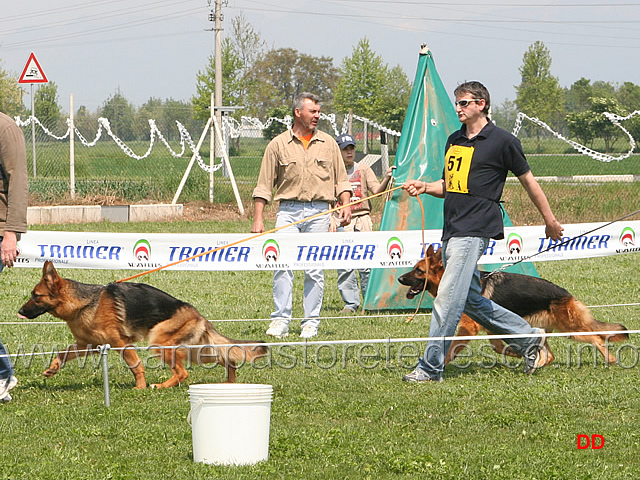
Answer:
[
  {"xmin": 99, "ymin": 91, "xmax": 136, "ymax": 141},
  {"xmin": 135, "ymin": 97, "xmax": 165, "ymax": 141},
  {"xmin": 379, "ymin": 64, "xmax": 412, "ymax": 132},
  {"xmin": 192, "ymin": 37, "xmax": 244, "ymax": 121},
  {"xmin": 0, "ymin": 61, "xmax": 25, "ymax": 116},
  {"xmin": 565, "ymin": 110, "xmax": 595, "ymax": 147},
  {"xmin": 192, "ymin": 14, "xmax": 266, "ymax": 120},
  {"xmin": 245, "ymin": 48, "xmax": 339, "ymax": 117},
  {"xmin": 334, "ymin": 38, "xmax": 387, "ymax": 120},
  {"xmin": 591, "ymin": 80, "xmax": 616, "ymax": 100},
  {"xmin": 515, "ymin": 41, "xmax": 564, "ymax": 148},
  {"xmin": 262, "ymin": 105, "xmax": 290, "ymax": 140},
  {"xmin": 565, "ymin": 77, "xmax": 592, "ymax": 113},
  {"xmin": 163, "ymin": 98, "xmax": 199, "ymax": 141},
  {"xmin": 73, "ymin": 105, "xmax": 99, "ymax": 138},
  {"xmin": 334, "ymin": 38, "xmax": 411, "ymax": 150},
  {"xmin": 34, "ymin": 82, "xmax": 63, "ymax": 135},
  {"xmin": 230, "ymin": 12, "xmax": 265, "ymax": 107},
  {"xmin": 590, "ymin": 97, "xmax": 628, "ymax": 152},
  {"xmin": 492, "ymin": 99, "xmax": 518, "ymax": 131},
  {"xmin": 616, "ymin": 82, "xmax": 640, "ymax": 112},
  {"xmin": 567, "ymin": 97, "xmax": 627, "ymax": 152},
  {"xmin": 616, "ymin": 82, "xmax": 640, "ymax": 143}
]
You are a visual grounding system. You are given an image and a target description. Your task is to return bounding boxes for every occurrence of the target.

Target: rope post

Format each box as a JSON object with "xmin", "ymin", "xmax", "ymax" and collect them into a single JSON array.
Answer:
[{"xmin": 99, "ymin": 344, "xmax": 111, "ymax": 407}]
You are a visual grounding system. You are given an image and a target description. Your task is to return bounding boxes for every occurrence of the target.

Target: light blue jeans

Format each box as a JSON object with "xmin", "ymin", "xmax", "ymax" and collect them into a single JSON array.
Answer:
[
  {"xmin": 336, "ymin": 215, "xmax": 372, "ymax": 310},
  {"xmin": 0, "ymin": 238, "xmax": 14, "ymax": 380},
  {"xmin": 416, "ymin": 236, "xmax": 542, "ymax": 379},
  {"xmin": 337, "ymin": 268, "xmax": 369, "ymax": 311},
  {"xmin": 272, "ymin": 201, "xmax": 331, "ymax": 328}
]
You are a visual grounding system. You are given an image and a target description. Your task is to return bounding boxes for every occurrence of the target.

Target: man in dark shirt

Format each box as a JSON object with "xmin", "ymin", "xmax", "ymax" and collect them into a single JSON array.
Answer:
[{"xmin": 402, "ymin": 81, "xmax": 564, "ymax": 382}]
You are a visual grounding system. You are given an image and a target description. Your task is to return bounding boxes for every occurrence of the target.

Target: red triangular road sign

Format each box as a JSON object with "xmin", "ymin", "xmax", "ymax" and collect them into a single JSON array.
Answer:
[{"xmin": 19, "ymin": 53, "xmax": 49, "ymax": 84}]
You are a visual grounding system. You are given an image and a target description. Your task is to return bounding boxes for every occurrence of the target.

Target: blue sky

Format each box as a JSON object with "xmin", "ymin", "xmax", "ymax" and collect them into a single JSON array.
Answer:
[{"xmin": 2, "ymin": 0, "xmax": 639, "ymax": 113}]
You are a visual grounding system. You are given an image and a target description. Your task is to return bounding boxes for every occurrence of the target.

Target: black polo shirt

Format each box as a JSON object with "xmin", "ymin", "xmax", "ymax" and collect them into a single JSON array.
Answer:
[{"xmin": 441, "ymin": 120, "xmax": 530, "ymax": 241}]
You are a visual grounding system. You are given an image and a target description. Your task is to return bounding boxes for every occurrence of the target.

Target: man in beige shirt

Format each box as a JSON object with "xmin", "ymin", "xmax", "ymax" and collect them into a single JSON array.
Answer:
[{"xmin": 252, "ymin": 92, "xmax": 352, "ymax": 339}]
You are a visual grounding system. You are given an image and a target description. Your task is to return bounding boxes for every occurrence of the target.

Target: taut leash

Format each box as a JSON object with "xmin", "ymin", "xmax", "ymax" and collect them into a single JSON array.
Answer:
[
  {"xmin": 116, "ymin": 185, "xmax": 405, "ymax": 283},
  {"xmin": 485, "ymin": 208, "xmax": 640, "ymax": 278}
]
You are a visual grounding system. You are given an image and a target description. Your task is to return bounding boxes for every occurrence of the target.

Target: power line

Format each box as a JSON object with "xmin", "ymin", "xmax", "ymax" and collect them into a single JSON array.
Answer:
[{"xmin": 0, "ymin": 6, "xmax": 202, "ymax": 50}]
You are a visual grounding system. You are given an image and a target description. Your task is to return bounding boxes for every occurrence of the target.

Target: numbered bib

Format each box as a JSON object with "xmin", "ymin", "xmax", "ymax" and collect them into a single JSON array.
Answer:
[{"xmin": 444, "ymin": 145, "xmax": 474, "ymax": 194}]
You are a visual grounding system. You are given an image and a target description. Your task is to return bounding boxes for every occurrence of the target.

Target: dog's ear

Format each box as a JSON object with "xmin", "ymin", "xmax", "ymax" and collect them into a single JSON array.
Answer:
[
  {"xmin": 42, "ymin": 261, "xmax": 61, "ymax": 292},
  {"xmin": 426, "ymin": 244, "xmax": 435, "ymax": 258}
]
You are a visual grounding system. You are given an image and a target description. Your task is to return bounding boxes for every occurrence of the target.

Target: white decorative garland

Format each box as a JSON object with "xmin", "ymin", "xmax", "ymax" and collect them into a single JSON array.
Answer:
[
  {"xmin": 15, "ymin": 113, "xmax": 398, "ymax": 174},
  {"xmin": 513, "ymin": 111, "xmax": 639, "ymax": 162}
]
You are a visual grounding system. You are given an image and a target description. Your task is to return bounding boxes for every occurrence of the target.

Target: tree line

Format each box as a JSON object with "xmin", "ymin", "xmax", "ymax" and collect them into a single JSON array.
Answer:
[
  {"xmin": 492, "ymin": 41, "xmax": 640, "ymax": 152},
  {"xmin": 1, "ymin": 20, "xmax": 638, "ymax": 152}
]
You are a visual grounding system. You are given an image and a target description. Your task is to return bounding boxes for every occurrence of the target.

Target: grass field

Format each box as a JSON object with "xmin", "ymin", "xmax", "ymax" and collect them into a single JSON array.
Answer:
[{"xmin": 1, "ymin": 217, "xmax": 639, "ymax": 479}]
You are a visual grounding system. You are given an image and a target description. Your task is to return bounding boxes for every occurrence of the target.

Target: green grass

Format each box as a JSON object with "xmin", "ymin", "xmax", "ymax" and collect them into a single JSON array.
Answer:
[
  {"xmin": 525, "ymin": 153, "xmax": 640, "ymax": 177},
  {"xmin": 2, "ymin": 217, "xmax": 640, "ymax": 479},
  {"xmin": 503, "ymin": 182, "xmax": 640, "ymax": 225}
]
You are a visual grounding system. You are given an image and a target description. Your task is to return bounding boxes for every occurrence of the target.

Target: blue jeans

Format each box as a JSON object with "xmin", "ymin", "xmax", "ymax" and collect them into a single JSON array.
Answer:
[
  {"xmin": 337, "ymin": 268, "xmax": 369, "ymax": 310},
  {"xmin": 0, "ymin": 239, "xmax": 14, "ymax": 380},
  {"xmin": 336, "ymin": 224, "xmax": 369, "ymax": 310},
  {"xmin": 272, "ymin": 201, "xmax": 331, "ymax": 327},
  {"xmin": 417, "ymin": 236, "xmax": 542, "ymax": 379},
  {"xmin": 336, "ymin": 215, "xmax": 372, "ymax": 310}
]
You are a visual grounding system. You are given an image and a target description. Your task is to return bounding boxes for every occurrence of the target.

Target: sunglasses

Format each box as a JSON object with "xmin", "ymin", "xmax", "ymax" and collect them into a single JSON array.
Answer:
[{"xmin": 455, "ymin": 99, "xmax": 482, "ymax": 107}]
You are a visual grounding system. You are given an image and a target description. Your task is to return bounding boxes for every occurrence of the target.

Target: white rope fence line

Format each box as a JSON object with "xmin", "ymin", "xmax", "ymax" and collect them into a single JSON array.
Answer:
[
  {"xmin": 15, "ymin": 111, "xmax": 399, "ymax": 175},
  {"xmin": 69, "ymin": 329, "xmax": 640, "ymax": 348},
  {"xmin": 513, "ymin": 110, "xmax": 640, "ymax": 163},
  {"xmin": 2, "ymin": 301, "xmax": 638, "ymax": 327},
  {"xmin": 2, "ymin": 327, "xmax": 640, "ymax": 360},
  {"xmin": 2, "ymin": 324, "xmax": 637, "ymax": 406},
  {"xmin": 15, "ymin": 115, "xmax": 223, "ymax": 174}
]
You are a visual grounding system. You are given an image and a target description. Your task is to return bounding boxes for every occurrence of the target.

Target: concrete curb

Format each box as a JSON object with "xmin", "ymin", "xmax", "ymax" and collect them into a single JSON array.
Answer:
[{"xmin": 27, "ymin": 204, "xmax": 183, "ymax": 225}]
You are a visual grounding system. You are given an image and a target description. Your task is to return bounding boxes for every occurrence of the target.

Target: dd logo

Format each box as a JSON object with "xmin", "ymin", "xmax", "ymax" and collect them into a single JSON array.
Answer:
[{"xmin": 577, "ymin": 434, "xmax": 604, "ymax": 450}]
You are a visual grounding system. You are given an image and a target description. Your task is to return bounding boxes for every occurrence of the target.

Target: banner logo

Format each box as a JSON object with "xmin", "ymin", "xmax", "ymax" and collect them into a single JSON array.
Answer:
[
  {"xmin": 262, "ymin": 239, "xmax": 280, "ymax": 262},
  {"xmin": 387, "ymin": 237, "xmax": 403, "ymax": 259},
  {"xmin": 133, "ymin": 239, "xmax": 151, "ymax": 261},
  {"xmin": 620, "ymin": 226, "xmax": 635, "ymax": 247},
  {"xmin": 507, "ymin": 233, "xmax": 523, "ymax": 254}
]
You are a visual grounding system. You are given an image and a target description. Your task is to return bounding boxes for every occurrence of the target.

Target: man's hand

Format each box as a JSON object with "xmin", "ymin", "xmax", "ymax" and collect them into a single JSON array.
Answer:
[
  {"xmin": 1, "ymin": 231, "xmax": 18, "ymax": 268},
  {"xmin": 545, "ymin": 220, "xmax": 564, "ymax": 242},
  {"xmin": 402, "ymin": 180, "xmax": 426, "ymax": 197},
  {"xmin": 337, "ymin": 191, "xmax": 352, "ymax": 226},
  {"xmin": 251, "ymin": 198, "xmax": 267, "ymax": 233}
]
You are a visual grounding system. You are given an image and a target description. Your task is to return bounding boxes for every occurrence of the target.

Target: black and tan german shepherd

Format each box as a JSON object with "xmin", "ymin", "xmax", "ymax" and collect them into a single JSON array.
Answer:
[
  {"xmin": 398, "ymin": 245, "xmax": 628, "ymax": 366},
  {"xmin": 18, "ymin": 261, "xmax": 267, "ymax": 389}
]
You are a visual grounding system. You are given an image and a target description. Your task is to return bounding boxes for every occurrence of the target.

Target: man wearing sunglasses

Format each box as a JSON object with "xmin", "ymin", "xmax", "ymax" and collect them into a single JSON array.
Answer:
[{"xmin": 401, "ymin": 81, "xmax": 564, "ymax": 382}]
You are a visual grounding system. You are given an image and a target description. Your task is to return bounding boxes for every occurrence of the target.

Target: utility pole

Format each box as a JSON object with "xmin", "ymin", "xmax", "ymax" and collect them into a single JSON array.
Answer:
[{"xmin": 206, "ymin": 0, "xmax": 226, "ymax": 201}]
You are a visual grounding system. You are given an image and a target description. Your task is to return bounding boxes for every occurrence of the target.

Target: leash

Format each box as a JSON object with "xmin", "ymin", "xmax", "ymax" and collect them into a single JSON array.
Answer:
[
  {"xmin": 116, "ymin": 185, "xmax": 406, "ymax": 283},
  {"xmin": 405, "ymin": 193, "xmax": 428, "ymax": 323},
  {"xmin": 485, "ymin": 208, "xmax": 640, "ymax": 278}
]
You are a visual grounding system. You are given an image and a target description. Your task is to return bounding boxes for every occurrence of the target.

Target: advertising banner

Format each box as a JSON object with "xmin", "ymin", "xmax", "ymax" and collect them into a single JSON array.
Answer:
[{"xmin": 14, "ymin": 221, "xmax": 640, "ymax": 271}]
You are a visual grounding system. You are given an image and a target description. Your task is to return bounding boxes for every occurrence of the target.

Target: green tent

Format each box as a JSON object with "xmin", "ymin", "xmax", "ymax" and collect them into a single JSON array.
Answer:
[{"xmin": 363, "ymin": 46, "xmax": 537, "ymax": 311}]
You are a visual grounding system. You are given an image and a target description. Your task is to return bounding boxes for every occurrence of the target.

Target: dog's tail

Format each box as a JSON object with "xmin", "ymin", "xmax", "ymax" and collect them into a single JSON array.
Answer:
[
  {"xmin": 193, "ymin": 319, "xmax": 268, "ymax": 366},
  {"xmin": 572, "ymin": 300, "xmax": 629, "ymax": 343}
]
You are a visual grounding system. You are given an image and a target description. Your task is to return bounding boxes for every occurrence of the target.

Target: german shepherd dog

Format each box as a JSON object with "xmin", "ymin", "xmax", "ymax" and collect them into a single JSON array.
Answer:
[
  {"xmin": 398, "ymin": 245, "xmax": 628, "ymax": 366},
  {"xmin": 18, "ymin": 261, "xmax": 268, "ymax": 389}
]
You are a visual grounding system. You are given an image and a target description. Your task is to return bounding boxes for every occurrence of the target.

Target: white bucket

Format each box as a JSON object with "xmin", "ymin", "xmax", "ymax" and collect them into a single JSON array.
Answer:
[{"xmin": 188, "ymin": 384, "xmax": 273, "ymax": 465}]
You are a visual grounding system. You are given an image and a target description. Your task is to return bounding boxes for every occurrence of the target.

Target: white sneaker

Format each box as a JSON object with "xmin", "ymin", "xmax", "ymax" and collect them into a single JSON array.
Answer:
[
  {"xmin": 0, "ymin": 376, "xmax": 17, "ymax": 401},
  {"xmin": 300, "ymin": 323, "xmax": 318, "ymax": 339},
  {"xmin": 266, "ymin": 319, "xmax": 289, "ymax": 338}
]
